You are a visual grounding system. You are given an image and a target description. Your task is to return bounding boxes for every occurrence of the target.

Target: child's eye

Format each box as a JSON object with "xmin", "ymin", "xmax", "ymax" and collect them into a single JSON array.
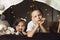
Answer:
[
  {"xmin": 38, "ymin": 14, "xmax": 42, "ymax": 16},
  {"xmin": 17, "ymin": 25, "xmax": 20, "ymax": 27},
  {"xmin": 22, "ymin": 25, "xmax": 25, "ymax": 27},
  {"xmin": 35, "ymin": 16, "xmax": 37, "ymax": 18}
]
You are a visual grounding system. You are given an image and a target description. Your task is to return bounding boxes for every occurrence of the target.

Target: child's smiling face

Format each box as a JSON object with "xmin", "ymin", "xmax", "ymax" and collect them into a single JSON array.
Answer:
[
  {"xmin": 31, "ymin": 10, "xmax": 43, "ymax": 23},
  {"xmin": 16, "ymin": 22, "xmax": 25, "ymax": 32}
]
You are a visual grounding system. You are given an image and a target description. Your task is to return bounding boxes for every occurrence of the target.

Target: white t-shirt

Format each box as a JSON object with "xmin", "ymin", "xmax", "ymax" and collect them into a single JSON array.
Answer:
[{"xmin": 26, "ymin": 21, "xmax": 39, "ymax": 33}]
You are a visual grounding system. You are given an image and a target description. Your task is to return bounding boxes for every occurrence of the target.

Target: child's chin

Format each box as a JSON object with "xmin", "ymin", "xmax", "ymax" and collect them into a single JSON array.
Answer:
[
  {"xmin": 19, "ymin": 30, "xmax": 24, "ymax": 32},
  {"xmin": 19, "ymin": 30, "xmax": 22, "ymax": 32},
  {"xmin": 37, "ymin": 21, "xmax": 41, "ymax": 23}
]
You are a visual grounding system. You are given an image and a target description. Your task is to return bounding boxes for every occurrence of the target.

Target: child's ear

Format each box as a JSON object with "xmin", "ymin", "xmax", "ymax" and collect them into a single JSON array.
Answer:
[
  {"xmin": 43, "ymin": 18, "xmax": 46, "ymax": 20},
  {"xmin": 16, "ymin": 26, "xmax": 18, "ymax": 31},
  {"xmin": 31, "ymin": 17, "xmax": 32, "ymax": 19}
]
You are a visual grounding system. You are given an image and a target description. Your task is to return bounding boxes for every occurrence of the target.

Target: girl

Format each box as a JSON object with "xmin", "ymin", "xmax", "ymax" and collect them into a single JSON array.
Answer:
[{"xmin": 13, "ymin": 18, "xmax": 27, "ymax": 36}]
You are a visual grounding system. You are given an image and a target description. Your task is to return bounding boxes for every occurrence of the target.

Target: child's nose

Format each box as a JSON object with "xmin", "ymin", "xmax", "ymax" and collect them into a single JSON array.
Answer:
[
  {"xmin": 19, "ymin": 26, "xmax": 22, "ymax": 29},
  {"xmin": 40, "ymin": 16, "xmax": 42, "ymax": 18},
  {"xmin": 37, "ymin": 16, "xmax": 40, "ymax": 19}
]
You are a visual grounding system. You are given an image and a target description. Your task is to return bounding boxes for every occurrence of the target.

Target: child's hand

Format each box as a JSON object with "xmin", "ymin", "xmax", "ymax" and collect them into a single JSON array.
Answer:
[
  {"xmin": 22, "ymin": 31, "xmax": 27, "ymax": 35},
  {"xmin": 39, "ymin": 18, "xmax": 45, "ymax": 25}
]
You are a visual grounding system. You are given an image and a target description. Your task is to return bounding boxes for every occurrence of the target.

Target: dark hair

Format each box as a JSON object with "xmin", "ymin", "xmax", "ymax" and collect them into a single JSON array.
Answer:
[
  {"xmin": 13, "ymin": 18, "xmax": 26, "ymax": 27},
  {"xmin": 28, "ymin": 8, "xmax": 43, "ymax": 18}
]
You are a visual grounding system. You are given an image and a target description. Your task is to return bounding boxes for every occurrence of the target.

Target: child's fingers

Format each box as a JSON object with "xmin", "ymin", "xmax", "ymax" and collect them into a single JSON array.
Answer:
[{"xmin": 42, "ymin": 18, "xmax": 46, "ymax": 21}]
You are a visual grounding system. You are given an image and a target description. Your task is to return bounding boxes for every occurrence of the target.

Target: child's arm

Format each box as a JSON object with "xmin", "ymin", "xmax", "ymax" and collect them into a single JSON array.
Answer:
[
  {"xmin": 39, "ymin": 18, "xmax": 48, "ymax": 33},
  {"xmin": 57, "ymin": 19, "xmax": 60, "ymax": 33},
  {"xmin": 27, "ymin": 23, "xmax": 39, "ymax": 37},
  {"xmin": 40, "ymin": 24, "xmax": 47, "ymax": 32}
]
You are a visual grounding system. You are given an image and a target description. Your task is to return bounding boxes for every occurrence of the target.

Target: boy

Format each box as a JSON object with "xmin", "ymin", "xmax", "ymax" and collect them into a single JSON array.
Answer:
[{"xmin": 26, "ymin": 9, "xmax": 48, "ymax": 37}]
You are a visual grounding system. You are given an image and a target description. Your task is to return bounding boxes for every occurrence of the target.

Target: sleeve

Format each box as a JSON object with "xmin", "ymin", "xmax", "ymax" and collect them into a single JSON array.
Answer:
[{"xmin": 26, "ymin": 22, "xmax": 34, "ymax": 32}]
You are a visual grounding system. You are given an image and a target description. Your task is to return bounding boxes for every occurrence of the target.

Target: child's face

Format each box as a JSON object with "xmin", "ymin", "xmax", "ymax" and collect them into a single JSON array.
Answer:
[
  {"xmin": 31, "ymin": 10, "xmax": 42, "ymax": 23},
  {"xmin": 16, "ymin": 22, "xmax": 25, "ymax": 32}
]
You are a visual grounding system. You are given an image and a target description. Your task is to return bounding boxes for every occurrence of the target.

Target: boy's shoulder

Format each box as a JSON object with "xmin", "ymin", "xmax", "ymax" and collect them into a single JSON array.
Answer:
[
  {"xmin": 28, "ymin": 21, "xmax": 33, "ymax": 23},
  {"xmin": 28, "ymin": 21, "xmax": 34, "ymax": 25}
]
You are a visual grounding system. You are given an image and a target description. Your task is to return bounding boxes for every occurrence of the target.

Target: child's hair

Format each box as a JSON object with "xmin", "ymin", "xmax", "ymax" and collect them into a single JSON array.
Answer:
[
  {"xmin": 28, "ymin": 8, "xmax": 43, "ymax": 18},
  {"xmin": 13, "ymin": 18, "xmax": 26, "ymax": 27}
]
